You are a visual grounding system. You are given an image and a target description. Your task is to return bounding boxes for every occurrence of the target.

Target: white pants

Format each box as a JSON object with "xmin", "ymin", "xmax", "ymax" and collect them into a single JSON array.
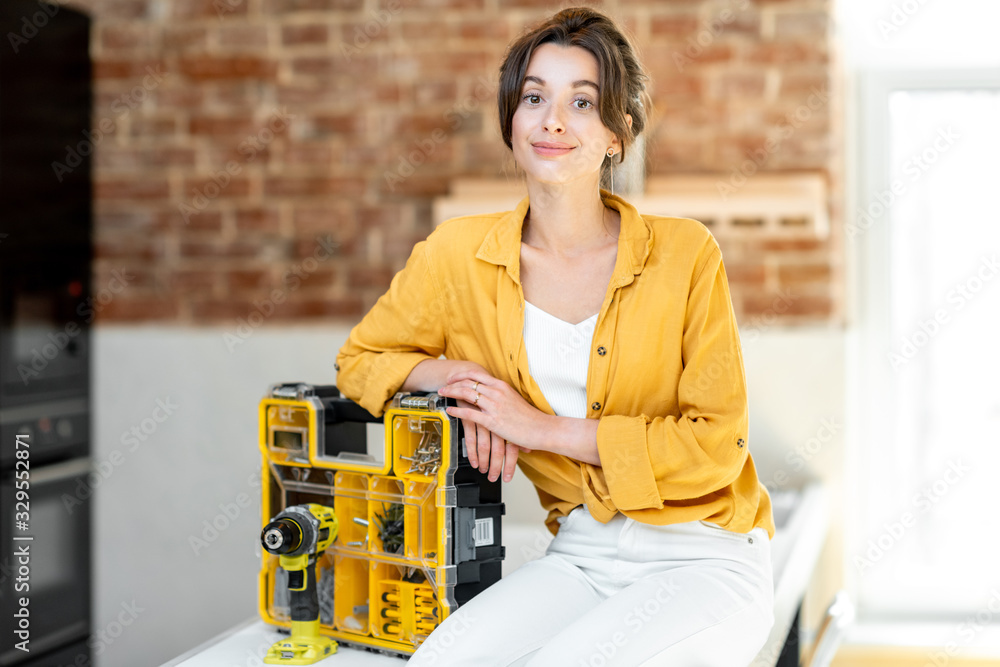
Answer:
[{"xmin": 409, "ymin": 505, "xmax": 774, "ymax": 666}]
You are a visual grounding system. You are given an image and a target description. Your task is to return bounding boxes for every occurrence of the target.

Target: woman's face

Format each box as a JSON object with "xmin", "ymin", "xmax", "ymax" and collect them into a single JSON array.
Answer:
[{"xmin": 511, "ymin": 42, "xmax": 623, "ymax": 188}]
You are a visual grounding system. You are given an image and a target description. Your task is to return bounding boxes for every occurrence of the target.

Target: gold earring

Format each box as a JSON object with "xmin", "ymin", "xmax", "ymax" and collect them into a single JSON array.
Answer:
[{"xmin": 606, "ymin": 148, "xmax": 615, "ymax": 194}]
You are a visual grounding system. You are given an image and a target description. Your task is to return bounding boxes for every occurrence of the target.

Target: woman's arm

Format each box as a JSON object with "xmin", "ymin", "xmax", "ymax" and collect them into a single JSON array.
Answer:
[
  {"xmin": 336, "ymin": 239, "xmax": 448, "ymax": 417},
  {"xmin": 401, "ymin": 358, "xmax": 483, "ymax": 393},
  {"xmin": 439, "ymin": 370, "xmax": 600, "ymax": 483},
  {"xmin": 546, "ymin": 416, "xmax": 600, "ymax": 465},
  {"xmin": 441, "ymin": 238, "xmax": 748, "ymax": 512},
  {"xmin": 405, "ymin": 359, "xmax": 531, "ymax": 480},
  {"xmin": 336, "ymin": 228, "xmax": 528, "ymax": 480},
  {"xmin": 584, "ymin": 244, "xmax": 750, "ymax": 513}
]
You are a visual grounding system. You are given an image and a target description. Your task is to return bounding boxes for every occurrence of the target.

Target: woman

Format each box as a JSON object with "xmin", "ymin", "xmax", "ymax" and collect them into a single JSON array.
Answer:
[{"xmin": 335, "ymin": 6, "xmax": 775, "ymax": 665}]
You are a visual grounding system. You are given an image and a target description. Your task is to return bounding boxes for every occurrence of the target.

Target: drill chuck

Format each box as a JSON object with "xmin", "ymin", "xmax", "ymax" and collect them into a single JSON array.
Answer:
[
  {"xmin": 262, "ymin": 518, "xmax": 303, "ymax": 554},
  {"xmin": 260, "ymin": 504, "xmax": 334, "ymax": 557}
]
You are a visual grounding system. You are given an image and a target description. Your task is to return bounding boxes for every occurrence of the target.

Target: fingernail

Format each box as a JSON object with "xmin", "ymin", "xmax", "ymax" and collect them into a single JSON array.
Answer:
[{"xmin": 504, "ymin": 474, "xmax": 511, "ymax": 482}]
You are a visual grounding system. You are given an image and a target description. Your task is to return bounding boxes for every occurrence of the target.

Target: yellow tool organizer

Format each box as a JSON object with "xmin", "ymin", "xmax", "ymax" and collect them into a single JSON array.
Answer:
[{"xmin": 258, "ymin": 383, "xmax": 504, "ymax": 657}]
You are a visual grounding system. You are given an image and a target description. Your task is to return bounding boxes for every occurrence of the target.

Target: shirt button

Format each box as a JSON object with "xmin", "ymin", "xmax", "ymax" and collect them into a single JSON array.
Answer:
[
  {"xmin": 334, "ymin": 363, "xmax": 340, "ymax": 371},
  {"xmin": 591, "ymin": 401, "xmax": 601, "ymax": 411},
  {"xmin": 597, "ymin": 346, "xmax": 607, "ymax": 356}
]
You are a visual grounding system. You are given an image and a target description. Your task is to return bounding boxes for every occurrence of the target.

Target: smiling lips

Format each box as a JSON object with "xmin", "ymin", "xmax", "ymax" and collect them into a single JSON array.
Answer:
[{"xmin": 532, "ymin": 141, "xmax": 575, "ymax": 156}]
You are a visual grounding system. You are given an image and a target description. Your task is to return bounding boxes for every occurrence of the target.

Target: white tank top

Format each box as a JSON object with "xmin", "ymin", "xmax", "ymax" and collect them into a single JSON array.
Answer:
[{"xmin": 522, "ymin": 301, "xmax": 597, "ymax": 419}]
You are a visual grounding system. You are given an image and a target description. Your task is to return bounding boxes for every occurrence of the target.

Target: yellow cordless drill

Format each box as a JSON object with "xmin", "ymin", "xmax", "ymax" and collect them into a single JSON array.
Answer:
[{"xmin": 260, "ymin": 504, "xmax": 338, "ymax": 665}]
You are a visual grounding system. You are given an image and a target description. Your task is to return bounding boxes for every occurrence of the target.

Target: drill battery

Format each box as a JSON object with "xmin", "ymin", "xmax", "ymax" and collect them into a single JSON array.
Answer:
[{"xmin": 258, "ymin": 383, "xmax": 505, "ymax": 656}]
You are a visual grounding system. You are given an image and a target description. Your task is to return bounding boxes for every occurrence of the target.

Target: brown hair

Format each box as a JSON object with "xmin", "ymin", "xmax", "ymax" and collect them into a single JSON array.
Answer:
[{"xmin": 497, "ymin": 6, "xmax": 651, "ymax": 185}]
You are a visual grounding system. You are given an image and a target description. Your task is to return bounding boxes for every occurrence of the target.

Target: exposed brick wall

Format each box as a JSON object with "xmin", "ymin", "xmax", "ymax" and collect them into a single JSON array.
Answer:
[{"xmin": 56, "ymin": 0, "xmax": 841, "ymax": 326}]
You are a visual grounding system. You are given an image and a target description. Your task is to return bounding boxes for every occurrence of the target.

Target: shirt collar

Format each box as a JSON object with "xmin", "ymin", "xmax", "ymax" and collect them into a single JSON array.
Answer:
[{"xmin": 475, "ymin": 188, "xmax": 652, "ymax": 287}]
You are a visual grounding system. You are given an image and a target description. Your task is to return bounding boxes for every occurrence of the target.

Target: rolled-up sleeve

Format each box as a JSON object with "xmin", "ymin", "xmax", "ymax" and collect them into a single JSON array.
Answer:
[
  {"xmin": 593, "ymin": 245, "xmax": 749, "ymax": 510},
  {"xmin": 335, "ymin": 238, "xmax": 447, "ymax": 417}
]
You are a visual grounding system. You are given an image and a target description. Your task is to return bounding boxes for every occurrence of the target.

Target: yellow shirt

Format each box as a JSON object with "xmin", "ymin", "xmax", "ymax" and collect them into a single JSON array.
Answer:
[{"xmin": 336, "ymin": 190, "xmax": 775, "ymax": 540}]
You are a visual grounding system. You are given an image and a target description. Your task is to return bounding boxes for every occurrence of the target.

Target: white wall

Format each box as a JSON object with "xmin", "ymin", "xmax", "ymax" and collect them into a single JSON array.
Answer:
[
  {"xmin": 740, "ymin": 325, "xmax": 848, "ymax": 635},
  {"xmin": 91, "ymin": 325, "xmax": 346, "ymax": 666},
  {"xmin": 90, "ymin": 323, "xmax": 844, "ymax": 667}
]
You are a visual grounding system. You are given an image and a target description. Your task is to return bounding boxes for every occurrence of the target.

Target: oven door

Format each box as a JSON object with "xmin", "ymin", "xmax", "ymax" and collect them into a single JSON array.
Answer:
[
  {"xmin": 0, "ymin": 398, "xmax": 90, "ymax": 470},
  {"xmin": 0, "ymin": 457, "xmax": 91, "ymax": 666},
  {"xmin": 0, "ymin": 269, "xmax": 92, "ymax": 409}
]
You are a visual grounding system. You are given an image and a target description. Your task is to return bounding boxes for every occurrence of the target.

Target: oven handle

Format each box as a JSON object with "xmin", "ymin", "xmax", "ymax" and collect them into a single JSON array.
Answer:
[{"xmin": 20, "ymin": 456, "xmax": 92, "ymax": 485}]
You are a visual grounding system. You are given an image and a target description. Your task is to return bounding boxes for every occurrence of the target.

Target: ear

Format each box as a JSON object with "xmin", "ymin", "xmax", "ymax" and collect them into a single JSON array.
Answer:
[{"xmin": 610, "ymin": 114, "xmax": 633, "ymax": 152}]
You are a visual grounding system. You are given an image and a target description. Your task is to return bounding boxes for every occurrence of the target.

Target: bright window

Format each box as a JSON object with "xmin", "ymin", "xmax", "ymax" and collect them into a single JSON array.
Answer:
[{"xmin": 853, "ymin": 79, "xmax": 1000, "ymax": 621}]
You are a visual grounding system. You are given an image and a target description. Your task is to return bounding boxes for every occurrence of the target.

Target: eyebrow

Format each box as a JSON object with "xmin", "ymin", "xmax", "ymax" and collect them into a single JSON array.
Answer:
[{"xmin": 522, "ymin": 75, "xmax": 599, "ymax": 92}]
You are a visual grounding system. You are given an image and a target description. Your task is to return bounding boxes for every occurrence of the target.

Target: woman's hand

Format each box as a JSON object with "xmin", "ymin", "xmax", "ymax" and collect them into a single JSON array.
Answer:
[
  {"xmin": 447, "ymin": 394, "xmax": 530, "ymax": 483},
  {"xmin": 402, "ymin": 359, "xmax": 488, "ymax": 393},
  {"xmin": 438, "ymin": 368, "xmax": 552, "ymax": 483},
  {"xmin": 404, "ymin": 359, "xmax": 531, "ymax": 481}
]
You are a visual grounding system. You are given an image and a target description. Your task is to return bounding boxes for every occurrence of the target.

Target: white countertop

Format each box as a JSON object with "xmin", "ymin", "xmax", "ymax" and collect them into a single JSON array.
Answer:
[
  {"xmin": 165, "ymin": 483, "xmax": 829, "ymax": 667},
  {"xmin": 162, "ymin": 618, "xmax": 408, "ymax": 667},
  {"xmin": 752, "ymin": 482, "xmax": 830, "ymax": 666}
]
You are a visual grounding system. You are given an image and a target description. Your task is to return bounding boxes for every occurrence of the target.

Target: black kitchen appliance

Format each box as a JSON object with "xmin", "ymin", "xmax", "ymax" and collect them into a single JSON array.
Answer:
[{"xmin": 0, "ymin": 1, "xmax": 93, "ymax": 665}]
